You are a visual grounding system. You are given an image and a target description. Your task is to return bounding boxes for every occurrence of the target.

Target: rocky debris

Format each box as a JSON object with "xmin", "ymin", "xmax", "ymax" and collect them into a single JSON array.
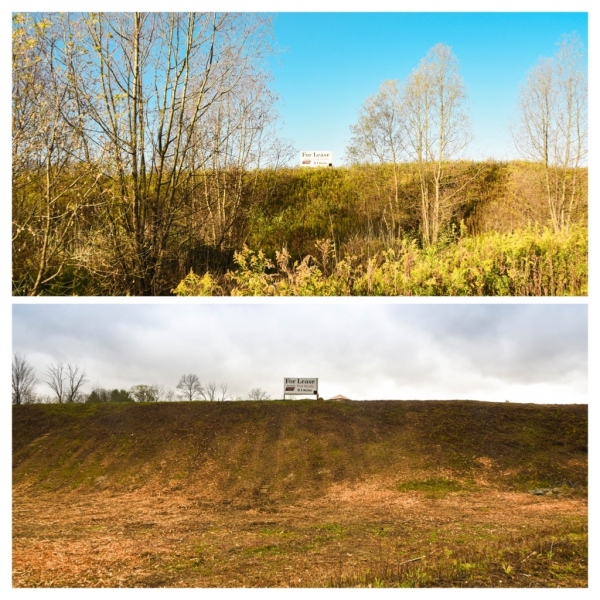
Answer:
[
  {"xmin": 528, "ymin": 483, "xmax": 578, "ymax": 496},
  {"xmin": 529, "ymin": 488, "xmax": 559, "ymax": 496}
]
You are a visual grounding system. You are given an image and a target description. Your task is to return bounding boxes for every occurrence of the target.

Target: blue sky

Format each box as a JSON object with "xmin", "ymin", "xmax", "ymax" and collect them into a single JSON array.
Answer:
[
  {"xmin": 267, "ymin": 12, "xmax": 588, "ymax": 164},
  {"xmin": 6, "ymin": 6, "xmax": 588, "ymax": 165}
]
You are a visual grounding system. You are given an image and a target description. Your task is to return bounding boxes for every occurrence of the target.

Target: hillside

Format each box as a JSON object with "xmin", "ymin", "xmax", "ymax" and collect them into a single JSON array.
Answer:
[
  {"xmin": 13, "ymin": 400, "xmax": 587, "ymax": 499},
  {"xmin": 14, "ymin": 161, "xmax": 588, "ymax": 296},
  {"xmin": 13, "ymin": 400, "xmax": 588, "ymax": 588}
]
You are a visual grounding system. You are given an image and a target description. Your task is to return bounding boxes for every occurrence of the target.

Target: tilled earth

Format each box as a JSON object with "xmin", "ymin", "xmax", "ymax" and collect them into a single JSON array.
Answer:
[{"xmin": 13, "ymin": 480, "xmax": 587, "ymax": 588}]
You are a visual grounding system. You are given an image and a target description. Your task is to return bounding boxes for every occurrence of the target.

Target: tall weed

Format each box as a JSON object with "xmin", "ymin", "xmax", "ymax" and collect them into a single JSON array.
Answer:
[{"xmin": 174, "ymin": 225, "xmax": 587, "ymax": 296}]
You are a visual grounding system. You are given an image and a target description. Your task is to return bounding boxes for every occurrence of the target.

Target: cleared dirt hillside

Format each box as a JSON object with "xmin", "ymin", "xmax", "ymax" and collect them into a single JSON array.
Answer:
[
  {"xmin": 13, "ymin": 400, "xmax": 587, "ymax": 500},
  {"xmin": 12, "ymin": 400, "xmax": 588, "ymax": 587}
]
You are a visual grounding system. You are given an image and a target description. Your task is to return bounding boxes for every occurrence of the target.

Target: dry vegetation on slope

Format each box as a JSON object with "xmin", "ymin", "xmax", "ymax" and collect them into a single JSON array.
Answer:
[{"xmin": 13, "ymin": 400, "xmax": 587, "ymax": 587}]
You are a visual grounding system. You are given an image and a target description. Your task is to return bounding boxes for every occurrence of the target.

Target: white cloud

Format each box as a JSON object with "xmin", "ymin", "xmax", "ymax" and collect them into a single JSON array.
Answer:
[{"xmin": 12, "ymin": 303, "xmax": 587, "ymax": 403}]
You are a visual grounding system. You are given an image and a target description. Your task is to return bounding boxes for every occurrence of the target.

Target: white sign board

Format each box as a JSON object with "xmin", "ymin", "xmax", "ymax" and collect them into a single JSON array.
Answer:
[
  {"xmin": 299, "ymin": 151, "xmax": 333, "ymax": 167},
  {"xmin": 284, "ymin": 378, "xmax": 319, "ymax": 396}
]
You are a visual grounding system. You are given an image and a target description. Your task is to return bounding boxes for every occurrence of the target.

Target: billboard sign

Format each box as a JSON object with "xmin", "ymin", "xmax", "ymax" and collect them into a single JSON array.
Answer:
[
  {"xmin": 299, "ymin": 151, "xmax": 333, "ymax": 167},
  {"xmin": 284, "ymin": 378, "xmax": 318, "ymax": 396}
]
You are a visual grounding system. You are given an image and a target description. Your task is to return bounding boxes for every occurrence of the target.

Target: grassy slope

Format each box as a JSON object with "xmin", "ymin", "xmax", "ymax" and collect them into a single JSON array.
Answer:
[{"xmin": 13, "ymin": 400, "xmax": 588, "ymax": 499}]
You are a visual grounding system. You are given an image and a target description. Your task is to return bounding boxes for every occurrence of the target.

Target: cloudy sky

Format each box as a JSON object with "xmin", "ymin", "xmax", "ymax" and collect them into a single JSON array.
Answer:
[{"xmin": 12, "ymin": 302, "xmax": 587, "ymax": 404}]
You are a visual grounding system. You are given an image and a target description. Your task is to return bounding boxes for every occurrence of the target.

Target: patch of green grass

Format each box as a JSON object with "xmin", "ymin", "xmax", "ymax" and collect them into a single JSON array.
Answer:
[
  {"xmin": 330, "ymin": 520, "xmax": 587, "ymax": 588},
  {"xmin": 166, "ymin": 556, "xmax": 213, "ymax": 576},
  {"xmin": 260, "ymin": 527, "xmax": 298, "ymax": 539},
  {"xmin": 118, "ymin": 436, "xmax": 132, "ymax": 453},
  {"xmin": 398, "ymin": 567, "xmax": 431, "ymax": 588},
  {"xmin": 300, "ymin": 541, "xmax": 320, "ymax": 552},
  {"xmin": 397, "ymin": 477, "xmax": 467, "ymax": 498},
  {"xmin": 315, "ymin": 522, "xmax": 347, "ymax": 537},
  {"xmin": 367, "ymin": 525, "xmax": 392, "ymax": 538},
  {"xmin": 549, "ymin": 562, "xmax": 584, "ymax": 578},
  {"xmin": 458, "ymin": 561, "xmax": 479, "ymax": 573}
]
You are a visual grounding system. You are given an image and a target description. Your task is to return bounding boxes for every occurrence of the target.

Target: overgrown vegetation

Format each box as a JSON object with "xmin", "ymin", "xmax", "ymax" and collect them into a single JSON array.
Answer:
[
  {"xmin": 175, "ymin": 224, "xmax": 587, "ymax": 296},
  {"xmin": 13, "ymin": 156, "xmax": 588, "ymax": 296},
  {"xmin": 12, "ymin": 13, "xmax": 587, "ymax": 296}
]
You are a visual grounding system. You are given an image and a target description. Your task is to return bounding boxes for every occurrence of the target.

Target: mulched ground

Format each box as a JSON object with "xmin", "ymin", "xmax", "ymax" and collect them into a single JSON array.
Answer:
[{"xmin": 13, "ymin": 478, "xmax": 587, "ymax": 588}]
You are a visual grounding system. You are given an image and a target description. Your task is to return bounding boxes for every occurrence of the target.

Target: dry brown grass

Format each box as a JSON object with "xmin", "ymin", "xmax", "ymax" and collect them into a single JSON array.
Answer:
[{"xmin": 13, "ymin": 479, "xmax": 586, "ymax": 588}]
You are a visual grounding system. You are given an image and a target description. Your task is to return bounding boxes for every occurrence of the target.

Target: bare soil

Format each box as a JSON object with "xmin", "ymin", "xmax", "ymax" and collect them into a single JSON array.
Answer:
[
  {"xmin": 13, "ymin": 481, "xmax": 587, "ymax": 587},
  {"xmin": 13, "ymin": 401, "xmax": 587, "ymax": 587}
]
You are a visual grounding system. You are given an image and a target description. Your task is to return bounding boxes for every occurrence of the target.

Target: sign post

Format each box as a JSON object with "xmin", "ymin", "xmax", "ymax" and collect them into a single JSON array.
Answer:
[
  {"xmin": 299, "ymin": 151, "xmax": 333, "ymax": 167},
  {"xmin": 283, "ymin": 378, "xmax": 319, "ymax": 399}
]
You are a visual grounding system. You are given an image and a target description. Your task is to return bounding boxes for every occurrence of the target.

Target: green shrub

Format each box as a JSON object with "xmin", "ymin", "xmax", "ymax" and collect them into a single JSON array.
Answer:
[{"xmin": 174, "ymin": 226, "xmax": 587, "ymax": 296}]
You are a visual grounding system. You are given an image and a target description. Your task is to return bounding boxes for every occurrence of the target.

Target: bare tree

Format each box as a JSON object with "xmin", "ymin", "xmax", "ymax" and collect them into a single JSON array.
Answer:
[
  {"xmin": 347, "ymin": 80, "xmax": 403, "ymax": 165},
  {"xmin": 12, "ymin": 354, "xmax": 38, "ymax": 405},
  {"xmin": 65, "ymin": 363, "xmax": 87, "ymax": 403},
  {"xmin": 46, "ymin": 362, "xmax": 87, "ymax": 403},
  {"xmin": 12, "ymin": 12, "xmax": 292, "ymax": 295},
  {"xmin": 176, "ymin": 373, "xmax": 204, "ymax": 401},
  {"xmin": 512, "ymin": 33, "xmax": 587, "ymax": 231},
  {"xmin": 248, "ymin": 387, "xmax": 270, "ymax": 401},
  {"xmin": 45, "ymin": 362, "xmax": 66, "ymax": 403},
  {"xmin": 346, "ymin": 79, "xmax": 404, "ymax": 235},
  {"xmin": 60, "ymin": 12, "xmax": 275, "ymax": 294},
  {"xmin": 12, "ymin": 14, "xmax": 102, "ymax": 295},
  {"xmin": 197, "ymin": 72, "xmax": 284, "ymax": 252},
  {"xmin": 202, "ymin": 381, "xmax": 218, "ymax": 402},
  {"xmin": 218, "ymin": 382, "xmax": 232, "ymax": 401},
  {"xmin": 402, "ymin": 43, "xmax": 471, "ymax": 245}
]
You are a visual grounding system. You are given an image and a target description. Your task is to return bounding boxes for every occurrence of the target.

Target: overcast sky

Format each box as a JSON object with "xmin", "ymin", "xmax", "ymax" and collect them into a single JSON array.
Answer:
[{"xmin": 12, "ymin": 303, "xmax": 587, "ymax": 404}]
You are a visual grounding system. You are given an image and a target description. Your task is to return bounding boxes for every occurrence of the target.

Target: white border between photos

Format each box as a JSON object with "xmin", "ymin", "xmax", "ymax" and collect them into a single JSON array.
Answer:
[{"xmin": 2, "ymin": 1, "xmax": 596, "ymax": 599}]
